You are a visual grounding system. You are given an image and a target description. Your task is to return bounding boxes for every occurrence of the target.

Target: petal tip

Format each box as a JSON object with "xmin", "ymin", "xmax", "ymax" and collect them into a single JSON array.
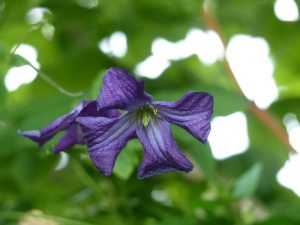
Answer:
[
  {"xmin": 104, "ymin": 67, "xmax": 132, "ymax": 82},
  {"xmin": 18, "ymin": 129, "xmax": 46, "ymax": 147},
  {"xmin": 18, "ymin": 129, "xmax": 40, "ymax": 137},
  {"xmin": 137, "ymin": 163, "xmax": 193, "ymax": 179},
  {"xmin": 18, "ymin": 129, "xmax": 41, "ymax": 141}
]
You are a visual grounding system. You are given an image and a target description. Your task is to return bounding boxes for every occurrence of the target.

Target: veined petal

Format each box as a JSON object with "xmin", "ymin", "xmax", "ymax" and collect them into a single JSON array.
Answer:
[
  {"xmin": 136, "ymin": 119, "xmax": 193, "ymax": 179},
  {"xmin": 54, "ymin": 124, "xmax": 83, "ymax": 153},
  {"xmin": 154, "ymin": 92, "xmax": 213, "ymax": 143},
  {"xmin": 80, "ymin": 101, "xmax": 120, "ymax": 118},
  {"xmin": 19, "ymin": 110, "xmax": 78, "ymax": 146},
  {"xmin": 19, "ymin": 100, "xmax": 114, "ymax": 147},
  {"xmin": 97, "ymin": 67, "xmax": 151, "ymax": 110},
  {"xmin": 77, "ymin": 114, "xmax": 136, "ymax": 176}
]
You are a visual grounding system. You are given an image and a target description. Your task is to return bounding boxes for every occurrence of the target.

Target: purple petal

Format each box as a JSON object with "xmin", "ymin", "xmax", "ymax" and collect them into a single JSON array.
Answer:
[
  {"xmin": 80, "ymin": 100, "xmax": 120, "ymax": 118},
  {"xmin": 19, "ymin": 111, "xmax": 78, "ymax": 146},
  {"xmin": 136, "ymin": 119, "xmax": 193, "ymax": 179},
  {"xmin": 19, "ymin": 130, "xmax": 42, "ymax": 144},
  {"xmin": 19, "ymin": 100, "xmax": 114, "ymax": 148},
  {"xmin": 97, "ymin": 67, "xmax": 152, "ymax": 110},
  {"xmin": 153, "ymin": 92, "xmax": 213, "ymax": 143},
  {"xmin": 54, "ymin": 124, "xmax": 83, "ymax": 153},
  {"xmin": 77, "ymin": 114, "xmax": 136, "ymax": 176}
]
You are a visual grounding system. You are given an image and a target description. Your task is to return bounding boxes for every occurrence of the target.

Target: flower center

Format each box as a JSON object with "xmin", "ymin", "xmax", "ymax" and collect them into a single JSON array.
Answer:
[{"xmin": 135, "ymin": 104, "xmax": 158, "ymax": 127}]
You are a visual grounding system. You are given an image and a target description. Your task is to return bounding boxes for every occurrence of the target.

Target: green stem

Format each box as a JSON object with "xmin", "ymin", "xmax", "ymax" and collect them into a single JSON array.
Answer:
[
  {"xmin": 9, "ymin": 27, "xmax": 84, "ymax": 98},
  {"xmin": 27, "ymin": 61, "xmax": 84, "ymax": 97}
]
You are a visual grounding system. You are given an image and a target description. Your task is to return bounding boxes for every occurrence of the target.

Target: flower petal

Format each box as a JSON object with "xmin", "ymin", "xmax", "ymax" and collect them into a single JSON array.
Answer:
[
  {"xmin": 54, "ymin": 124, "xmax": 83, "ymax": 153},
  {"xmin": 19, "ymin": 100, "xmax": 113, "ymax": 147},
  {"xmin": 19, "ymin": 111, "xmax": 78, "ymax": 146},
  {"xmin": 97, "ymin": 67, "xmax": 151, "ymax": 110},
  {"xmin": 77, "ymin": 114, "xmax": 136, "ymax": 176},
  {"xmin": 80, "ymin": 101, "xmax": 120, "ymax": 118},
  {"xmin": 154, "ymin": 92, "xmax": 213, "ymax": 143},
  {"xmin": 136, "ymin": 119, "xmax": 193, "ymax": 179}
]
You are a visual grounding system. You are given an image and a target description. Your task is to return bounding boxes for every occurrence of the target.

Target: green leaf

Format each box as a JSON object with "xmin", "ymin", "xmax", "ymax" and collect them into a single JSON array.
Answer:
[
  {"xmin": 233, "ymin": 163, "xmax": 263, "ymax": 199},
  {"xmin": 189, "ymin": 145, "xmax": 216, "ymax": 179},
  {"xmin": 113, "ymin": 140, "xmax": 140, "ymax": 180},
  {"xmin": 172, "ymin": 125, "xmax": 216, "ymax": 178}
]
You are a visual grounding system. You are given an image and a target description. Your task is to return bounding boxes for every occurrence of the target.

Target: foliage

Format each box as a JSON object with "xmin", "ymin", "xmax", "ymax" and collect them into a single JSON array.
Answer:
[{"xmin": 1, "ymin": 0, "xmax": 300, "ymax": 224}]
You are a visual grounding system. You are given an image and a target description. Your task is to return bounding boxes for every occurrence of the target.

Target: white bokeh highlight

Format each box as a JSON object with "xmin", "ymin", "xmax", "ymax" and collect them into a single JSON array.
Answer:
[
  {"xmin": 283, "ymin": 113, "xmax": 300, "ymax": 152},
  {"xmin": 151, "ymin": 29, "xmax": 224, "ymax": 64},
  {"xmin": 277, "ymin": 113, "xmax": 300, "ymax": 196},
  {"xmin": 5, "ymin": 66, "xmax": 37, "ymax": 92},
  {"xmin": 26, "ymin": 7, "xmax": 50, "ymax": 24},
  {"xmin": 151, "ymin": 38, "xmax": 190, "ymax": 61},
  {"xmin": 14, "ymin": 44, "xmax": 39, "ymax": 68},
  {"xmin": 136, "ymin": 28, "xmax": 224, "ymax": 79},
  {"xmin": 135, "ymin": 55, "xmax": 170, "ymax": 79},
  {"xmin": 55, "ymin": 152, "xmax": 70, "ymax": 171},
  {"xmin": 277, "ymin": 153, "xmax": 300, "ymax": 196},
  {"xmin": 274, "ymin": 0, "xmax": 299, "ymax": 22},
  {"xmin": 4, "ymin": 44, "xmax": 40, "ymax": 92},
  {"xmin": 185, "ymin": 29, "xmax": 224, "ymax": 65},
  {"xmin": 42, "ymin": 23, "xmax": 55, "ymax": 40},
  {"xmin": 208, "ymin": 112, "xmax": 250, "ymax": 160},
  {"xmin": 226, "ymin": 34, "xmax": 279, "ymax": 109},
  {"xmin": 98, "ymin": 31, "xmax": 127, "ymax": 58}
]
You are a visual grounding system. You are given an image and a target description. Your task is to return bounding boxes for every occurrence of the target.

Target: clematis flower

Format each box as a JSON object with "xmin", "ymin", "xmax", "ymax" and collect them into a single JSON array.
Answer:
[
  {"xmin": 19, "ymin": 101, "xmax": 118, "ymax": 153},
  {"xmin": 76, "ymin": 67, "xmax": 214, "ymax": 178}
]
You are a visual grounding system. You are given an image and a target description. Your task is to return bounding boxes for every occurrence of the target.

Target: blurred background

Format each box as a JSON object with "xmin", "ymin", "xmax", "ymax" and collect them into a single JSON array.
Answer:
[{"xmin": 1, "ymin": 0, "xmax": 300, "ymax": 224}]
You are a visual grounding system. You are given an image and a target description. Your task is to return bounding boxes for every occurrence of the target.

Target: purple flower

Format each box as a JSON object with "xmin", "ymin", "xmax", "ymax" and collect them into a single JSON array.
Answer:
[
  {"xmin": 76, "ymin": 68, "xmax": 214, "ymax": 178},
  {"xmin": 19, "ymin": 101, "xmax": 118, "ymax": 153}
]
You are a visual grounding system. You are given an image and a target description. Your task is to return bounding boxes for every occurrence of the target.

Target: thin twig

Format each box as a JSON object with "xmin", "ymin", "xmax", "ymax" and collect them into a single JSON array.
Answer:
[
  {"xmin": 27, "ymin": 61, "xmax": 84, "ymax": 97},
  {"xmin": 249, "ymin": 103, "xmax": 291, "ymax": 147},
  {"xmin": 10, "ymin": 42, "xmax": 22, "ymax": 57},
  {"xmin": 10, "ymin": 27, "xmax": 84, "ymax": 98},
  {"xmin": 201, "ymin": 4, "xmax": 294, "ymax": 153}
]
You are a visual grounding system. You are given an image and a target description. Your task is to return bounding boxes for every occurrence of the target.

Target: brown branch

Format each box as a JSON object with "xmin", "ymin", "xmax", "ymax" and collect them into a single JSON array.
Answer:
[
  {"xmin": 249, "ymin": 103, "xmax": 291, "ymax": 148},
  {"xmin": 201, "ymin": 5, "xmax": 294, "ymax": 153}
]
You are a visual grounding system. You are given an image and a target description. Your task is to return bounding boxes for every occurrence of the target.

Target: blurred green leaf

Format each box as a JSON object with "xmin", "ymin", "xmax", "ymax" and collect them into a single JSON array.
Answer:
[
  {"xmin": 1, "ymin": 0, "xmax": 300, "ymax": 224},
  {"xmin": 113, "ymin": 140, "xmax": 140, "ymax": 180},
  {"xmin": 190, "ymin": 145, "xmax": 216, "ymax": 178},
  {"xmin": 233, "ymin": 163, "xmax": 263, "ymax": 199}
]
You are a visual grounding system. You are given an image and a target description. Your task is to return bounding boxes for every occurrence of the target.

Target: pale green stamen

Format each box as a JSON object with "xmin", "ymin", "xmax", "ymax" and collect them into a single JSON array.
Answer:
[{"xmin": 136, "ymin": 105, "xmax": 158, "ymax": 127}]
